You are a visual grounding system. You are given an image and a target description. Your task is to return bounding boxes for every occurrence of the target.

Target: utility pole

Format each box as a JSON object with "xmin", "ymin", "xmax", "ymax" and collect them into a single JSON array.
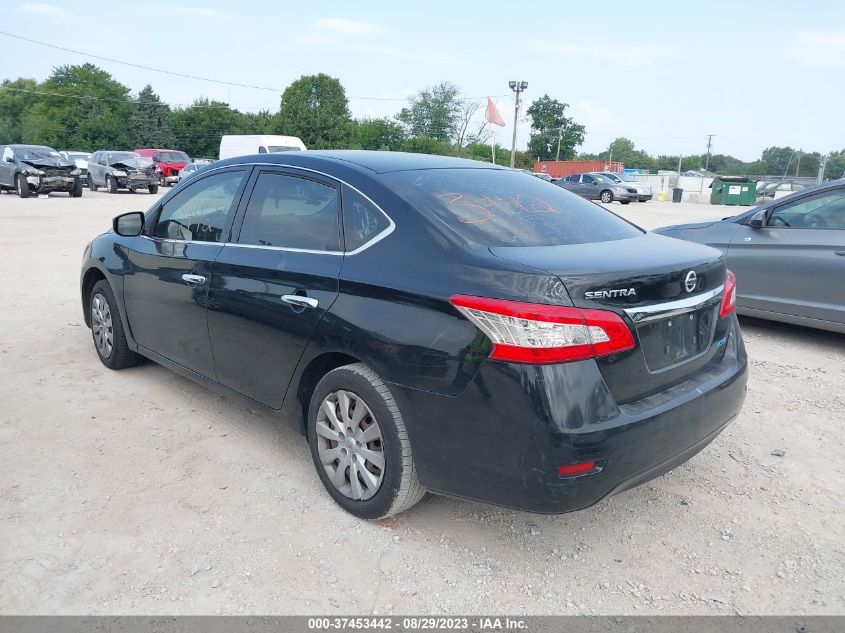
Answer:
[
  {"xmin": 508, "ymin": 80, "xmax": 528, "ymax": 168},
  {"xmin": 818, "ymin": 154, "xmax": 828, "ymax": 184},
  {"xmin": 704, "ymin": 134, "xmax": 714, "ymax": 172},
  {"xmin": 795, "ymin": 150, "xmax": 801, "ymax": 178}
]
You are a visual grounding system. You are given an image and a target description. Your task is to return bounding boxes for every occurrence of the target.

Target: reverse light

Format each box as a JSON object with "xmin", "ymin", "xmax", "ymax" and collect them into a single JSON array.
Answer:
[
  {"xmin": 449, "ymin": 295, "xmax": 635, "ymax": 364},
  {"xmin": 719, "ymin": 269, "xmax": 737, "ymax": 319}
]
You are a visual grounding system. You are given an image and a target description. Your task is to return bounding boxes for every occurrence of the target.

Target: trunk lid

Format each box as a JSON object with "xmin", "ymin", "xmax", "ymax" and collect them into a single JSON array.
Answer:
[{"xmin": 489, "ymin": 233, "xmax": 732, "ymax": 403}]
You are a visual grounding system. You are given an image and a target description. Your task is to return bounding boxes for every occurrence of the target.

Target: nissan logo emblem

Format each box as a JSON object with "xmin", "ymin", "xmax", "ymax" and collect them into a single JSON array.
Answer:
[{"xmin": 684, "ymin": 270, "xmax": 698, "ymax": 293}]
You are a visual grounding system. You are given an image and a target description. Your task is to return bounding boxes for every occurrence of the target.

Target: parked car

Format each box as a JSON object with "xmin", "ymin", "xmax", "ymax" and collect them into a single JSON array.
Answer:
[
  {"xmin": 81, "ymin": 151, "xmax": 747, "ymax": 519},
  {"xmin": 178, "ymin": 162, "xmax": 205, "ymax": 182},
  {"xmin": 0, "ymin": 144, "xmax": 83, "ymax": 198},
  {"xmin": 595, "ymin": 172, "xmax": 653, "ymax": 201},
  {"xmin": 758, "ymin": 181, "xmax": 805, "ymax": 200},
  {"xmin": 655, "ymin": 179, "xmax": 845, "ymax": 334},
  {"xmin": 218, "ymin": 135, "xmax": 306, "ymax": 160},
  {"xmin": 555, "ymin": 172, "xmax": 638, "ymax": 204},
  {"xmin": 88, "ymin": 151, "xmax": 158, "ymax": 194},
  {"xmin": 192, "ymin": 158, "xmax": 215, "ymax": 166},
  {"xmin": 134, "ymin": 148, "xmax": 190, "ymax": 187},
  {"xmin": 60, "ymin": 150, "xmax": 92, "ymax": 186},
  {"xmin": 532, "ymin": 172, "xmax": 553, "ymax": 182}
]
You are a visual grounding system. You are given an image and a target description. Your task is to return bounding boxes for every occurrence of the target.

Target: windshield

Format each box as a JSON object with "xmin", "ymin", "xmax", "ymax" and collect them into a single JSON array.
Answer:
[
  {"xmin": 619, "ymin": 173, "xmax": 639, "ymax": 182},
  {"xmin": 159, "ymin": 151, "xmax": 190, "ymax": 162},
  {"xmin": 17, "ymin": 147, "xmax": 62, "ymax": 161},
  {"xmin": 386, "ymin": 168, "xmax": 643, "ymax": 247},
  {"xmin": 108, "ymin": 152, "xmax": 139, "ymax": 163},
  {"xmin": 593, "ymin": 174, "xmax": 616, "ymax": 184},
  {"xmin": 267, "ymin": 146, "xmax": 302, "ymax": 153},
  {"xmin": 601, "ymin": 173, "xmax": 623, "ymax": 183}
]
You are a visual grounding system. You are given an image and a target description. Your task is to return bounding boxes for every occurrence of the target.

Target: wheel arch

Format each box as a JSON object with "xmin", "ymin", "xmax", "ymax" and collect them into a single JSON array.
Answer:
[
  {"xmin": 294, "ymin": 351, "xmax": 362, "ymax": 435},
  {"xmin": 81, "ymin": 266, "xmax": 107, "ymax": 327}
]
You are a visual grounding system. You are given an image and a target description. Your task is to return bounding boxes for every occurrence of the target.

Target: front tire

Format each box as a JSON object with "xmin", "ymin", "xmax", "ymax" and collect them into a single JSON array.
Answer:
[
  {"xmin": 148, "ymin": 184, "xmax": 159, "ymax": 194},
  {"xmin": 71, "ymin": 178, "xmax": 83, "ymax": 197},
  {"xmin": 307, "ymin": 363, "xmax": 425, "ymax": 519},
  {"xmin": 107, "ymin": 176, "xmax": 118, "ymax": 194},
  {"xmin": 600, "ymin": 189, "xmax": 613, "ymax": 204},
  {"xmin": 89, "ymin": 280, "xmax": 140, "ymax": 370},
  {"xmin": 16, "ymin": 173, "xmax": 30, "ymax": 198},
  {"xmin": 621, "ymin": 200, "xmax": 631, "ymax": 205}
]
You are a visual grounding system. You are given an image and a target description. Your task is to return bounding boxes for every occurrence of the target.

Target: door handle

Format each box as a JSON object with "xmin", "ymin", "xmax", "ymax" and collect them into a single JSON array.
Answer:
[
  {"xmin": 282, "ymin": 294, "xmax": 319, "ymax": 309},
  {"xmin": 181, "ymin": 274, "xmax": 206, "ymax": 285},
  {"xmin": 835, "ymin": 250, "xmax": 845, "ymax": 257}
]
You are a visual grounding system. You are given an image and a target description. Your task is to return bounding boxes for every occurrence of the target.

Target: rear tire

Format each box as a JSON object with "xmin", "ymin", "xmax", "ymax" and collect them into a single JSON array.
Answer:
[
  {"xmin": 148, "ymin": 184, "xmax": 159, "ymax": 194},
  {"xmin": 307, "ymin": 363, "xmax": 426, "ymax": 519},
  {"xmin": 16, "ymin": 173, "xmax": 30, "ymax": 198},
  {"xmin": 89, "ymin": 177, "xmax": 98, "ymax": 192},
  {"xmin": 107, "ymin": 176, "xmax": 118, "ymax": 194},
  {"xmin": 89, "ymin": 280, "xmax": 140, "ymax": 370},
  {"xmin": 600, "ymin": 189, "xmax": 613, "ymax": 204}
]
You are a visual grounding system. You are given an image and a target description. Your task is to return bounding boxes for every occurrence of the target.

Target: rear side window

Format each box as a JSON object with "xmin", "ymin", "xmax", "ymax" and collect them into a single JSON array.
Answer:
[
  {"xmin": 386, "ymin": 168, "xmax": 642, "ymax": 247},
  {"xmin": 238, "ymin": 172, "xmax": 341, "ymax": 251},
  {"xmin": 342, "ymin": 187, "xmax": 391, "ymax": 252}
]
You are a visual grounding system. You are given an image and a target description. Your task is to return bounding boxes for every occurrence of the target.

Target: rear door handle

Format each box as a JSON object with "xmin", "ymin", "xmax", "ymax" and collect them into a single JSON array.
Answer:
[
  {"xmin": 181, "ymin": 274, "xmax": 206, "ymax": 285},
  {"xmin": 282, "ymin": 294, "xmax": 319, "ymax": 309}
]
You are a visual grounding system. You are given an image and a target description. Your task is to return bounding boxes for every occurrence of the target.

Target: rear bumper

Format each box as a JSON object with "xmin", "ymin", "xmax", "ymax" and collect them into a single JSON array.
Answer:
[{"xmin": 391, "ymin": 316, "xmax": 747, "ymax": 513}]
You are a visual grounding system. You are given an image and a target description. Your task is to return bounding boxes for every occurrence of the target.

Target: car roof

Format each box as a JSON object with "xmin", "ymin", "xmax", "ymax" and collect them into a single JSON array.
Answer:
[{"xmin": 213, "ymin": 150, "xmax": 510, "ymax": 175}]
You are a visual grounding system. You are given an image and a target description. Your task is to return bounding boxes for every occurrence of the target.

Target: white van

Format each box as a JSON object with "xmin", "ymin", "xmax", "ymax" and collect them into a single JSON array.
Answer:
[{"xmin": 218, "ymin": 135, "xmax": 306, "ymax": 160}]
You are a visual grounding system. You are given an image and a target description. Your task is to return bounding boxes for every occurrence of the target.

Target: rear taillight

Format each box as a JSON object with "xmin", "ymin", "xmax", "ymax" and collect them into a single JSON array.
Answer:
[
  {"xmin": 449, "ymin": 295, "xmax": 635, "ymax": 364},
  {"xmin": 719, "ymin": 269, "xmax": 736, "ymax": 319}
]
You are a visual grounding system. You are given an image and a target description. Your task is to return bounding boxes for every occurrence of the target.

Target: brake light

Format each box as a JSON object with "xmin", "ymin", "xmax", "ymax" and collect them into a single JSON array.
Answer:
[
  {"xmin": 449, "ymin": 295, "xmax": 635, "ymax": 364},
  {"xmin": 558, "ymin": 461, "xmax": 600, "ymax": 477},
  {"xmin": 719, "ymin": 269, "xmax": 736, "ymax": 318}
]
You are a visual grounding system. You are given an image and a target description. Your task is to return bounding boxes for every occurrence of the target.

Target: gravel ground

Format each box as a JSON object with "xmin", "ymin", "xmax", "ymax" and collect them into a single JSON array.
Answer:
[{"xmin": 0, "ymin": 190, "xmax": 843, "ymax": 615}]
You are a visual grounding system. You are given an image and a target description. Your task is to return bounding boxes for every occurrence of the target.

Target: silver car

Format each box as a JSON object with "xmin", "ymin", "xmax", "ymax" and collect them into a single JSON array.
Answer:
[
  {"xmin": 656, "ymin": 180, "xmax": 845, "ymax": 333},
  {"xmin": 595, "ymin": 171, "xmax": 653, "ymax": 201},
  {"xmin": 555, "ymin": 172, "xmax": 638, "ymax": 204}
]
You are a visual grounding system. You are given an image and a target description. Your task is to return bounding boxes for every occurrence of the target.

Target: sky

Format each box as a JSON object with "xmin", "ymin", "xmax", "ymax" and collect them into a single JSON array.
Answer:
[{"xmin": 2, "ymin": 0, "xmax": 844, "ymax": 161}]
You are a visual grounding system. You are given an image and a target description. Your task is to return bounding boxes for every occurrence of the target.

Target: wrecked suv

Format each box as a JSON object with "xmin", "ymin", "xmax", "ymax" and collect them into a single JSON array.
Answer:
[
  {"xmin": 0, "ymin": 144, "xmax": 83, "ymax": 198},
  {"xmin": 88, "ymin": 151, "xmax": 159, "ymax": 194}
]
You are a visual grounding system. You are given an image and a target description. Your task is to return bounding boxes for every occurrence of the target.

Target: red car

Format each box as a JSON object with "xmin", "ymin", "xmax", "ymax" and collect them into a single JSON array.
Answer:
[{"xmin": 134, "ymin": 148, "xmax": 190, "ymax": 187}]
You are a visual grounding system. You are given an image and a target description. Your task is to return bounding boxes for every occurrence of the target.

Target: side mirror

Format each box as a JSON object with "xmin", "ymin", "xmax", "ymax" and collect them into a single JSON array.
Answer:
[
  {"xmin": 113, "ymin": 211, "xmax": 145, "ymax": 237},
  {"xmin": 748, "ymin": 209, "xmax": 767, "ymax": 228}
]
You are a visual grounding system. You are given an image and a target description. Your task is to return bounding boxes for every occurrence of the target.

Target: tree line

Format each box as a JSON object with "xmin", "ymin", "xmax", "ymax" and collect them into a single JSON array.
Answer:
[{"xmin": 1, "ymin": 63, "xmax": 843, "ymax": 179}]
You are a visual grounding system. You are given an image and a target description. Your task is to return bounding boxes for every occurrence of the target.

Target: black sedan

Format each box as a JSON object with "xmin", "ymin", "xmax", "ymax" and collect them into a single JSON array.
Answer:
[
  {"xmin": 80, "ymin": 151, "xmax": 747, "ymax": 519},
  {"xmin": 656, "ymin": 179, "xmax": 845, "ymax": 334}
]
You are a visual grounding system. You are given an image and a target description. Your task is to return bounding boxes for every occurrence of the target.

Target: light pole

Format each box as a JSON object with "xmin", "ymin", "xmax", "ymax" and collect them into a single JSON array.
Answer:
[
  {"xmin": 555, "ymin": 124, "xmax": 564, "ymax": 162},
  {"xmin": 508, "ymin": 80, "xmax": 528, "ymax": 168}
]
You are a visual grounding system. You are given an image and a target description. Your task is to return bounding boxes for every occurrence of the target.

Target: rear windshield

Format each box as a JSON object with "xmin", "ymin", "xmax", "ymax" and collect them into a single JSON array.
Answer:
[{"xmin": 385, "ymin": 168, "xmax": 643, "ymax": 247}]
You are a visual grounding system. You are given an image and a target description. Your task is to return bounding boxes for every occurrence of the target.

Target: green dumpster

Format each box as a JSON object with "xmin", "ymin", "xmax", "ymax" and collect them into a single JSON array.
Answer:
[{"xmin": 710, "ymin": 176, "xmax": 756, "ymax": 206}]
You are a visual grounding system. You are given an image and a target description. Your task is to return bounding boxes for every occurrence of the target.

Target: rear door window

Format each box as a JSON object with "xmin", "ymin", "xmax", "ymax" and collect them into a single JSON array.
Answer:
[
  {"xmin": 386, "ymin": 168, "xmax": 643, "ymax": 247},
  {"xmin": 237, "ymin": 172, "xmax": 341, "ymax": 251}
]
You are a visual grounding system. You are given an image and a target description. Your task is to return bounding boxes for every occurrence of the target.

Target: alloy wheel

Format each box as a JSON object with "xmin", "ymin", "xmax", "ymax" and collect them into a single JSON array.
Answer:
[
  {"xmin": 315, "ymin": 390, "xmax": 385, "ymax": 501},
  {"xmin": 91, "ymin": 293, "xmax": 114, "ymax": 358}
]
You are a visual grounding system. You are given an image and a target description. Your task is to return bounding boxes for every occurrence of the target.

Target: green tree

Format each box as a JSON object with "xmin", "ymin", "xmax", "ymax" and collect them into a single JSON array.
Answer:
[
  {"xmin": 273, "ymin": 73, "xmax": 353, "ymax": 149},
  {"xmin": 128, "ymin": 85, "xmax": 173, "ymax": 148},
  {"xmin": 760, "ymin": 146, "xmax": 797, "ymax": 176},
  {"xmin": 824, "ymin": 150, "xmax": 845, "ymax": 180},
  {"xmin": 397, "ymin": 82, "xmax": 461, "ymax": 143},
  {"xmin": 0, "ymin": 78, "xmax": 39, "ymax": 143},
  {"xmin": 354, "ymin": 117, "xmax": 406, "ymax": 151},
  {"xmin": 171, "ymin": 99, "xmax": 243, "ymax": 158},
  {"xmin": 22, "ymin": 64, "xmax": 132, "ymax": 150},
  {"xmin": 238, "ymin": 109, "xmax": 274, "ymax": 134},
  {"xmin": 598, "ymin": 137, "xmax": 653, "ymax": 170},
  {"xmin": 526, "ymin": 95, "xmax": 585, "ymax": 161},
  {"xmin": 400, "ymin": 136, "xmax": 454, "ymax": 156}
]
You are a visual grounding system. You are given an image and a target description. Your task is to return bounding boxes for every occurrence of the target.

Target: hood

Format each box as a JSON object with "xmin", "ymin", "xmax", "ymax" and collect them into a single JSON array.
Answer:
[
  {"xmin": 20, "ymin": 157, "xmax": 75, "ymax": 170},
  {"xmin": 653, "ymin": 220, "xmax": 718, "ymax": 233},
  {"xmin": 110, "ymin": 157, "xmax": 153, "ymax": 170}
]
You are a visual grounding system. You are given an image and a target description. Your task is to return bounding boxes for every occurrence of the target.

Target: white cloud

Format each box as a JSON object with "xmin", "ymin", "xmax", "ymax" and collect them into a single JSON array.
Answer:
[
  {"xmin": 570, "ymin": 100, "xmax": 620, "ymax": 135},
  {"xmin": 18, "ymin": 3, "xmax": 69, "ymax": 18},
  {"xmin": 787, "ymin": 31, "xmax": 845, "ymax": 69},
  {"xmin": 298, "ymin": 17, "xmax": 460, "ymax": 66},
  {"xmin": 146, "ymin": 5, "xmax": 224, "ymax": 18},
  {"xmin": 534, "ymin": 39, "xmax": 676, "ymax": 67},
  {"xmin": 314, "ymin": 17, "xmax": 385, "ymax": 38}
]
